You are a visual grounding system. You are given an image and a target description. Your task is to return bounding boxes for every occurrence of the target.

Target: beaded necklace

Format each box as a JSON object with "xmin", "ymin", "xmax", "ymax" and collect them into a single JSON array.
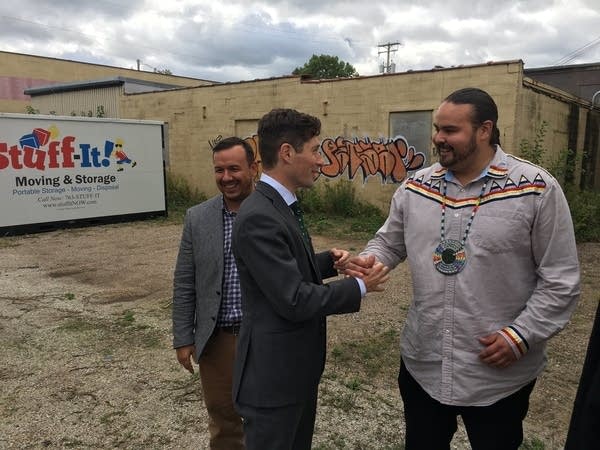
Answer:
[{"xmin": 432, "ymin": 178, "xmax": 488, "ymax": 275}]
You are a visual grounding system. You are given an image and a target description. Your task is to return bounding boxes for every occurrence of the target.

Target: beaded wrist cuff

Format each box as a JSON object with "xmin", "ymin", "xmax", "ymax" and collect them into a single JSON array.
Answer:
[{"xmin": 498, "ymin": 326, "xmax": 529, "ymax": 359}]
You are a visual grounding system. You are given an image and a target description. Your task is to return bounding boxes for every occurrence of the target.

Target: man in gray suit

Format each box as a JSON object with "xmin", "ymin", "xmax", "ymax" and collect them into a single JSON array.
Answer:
[
  {"xmin": 173, "ymin": 136, "xmax": 258, "ymax": 450},
  {"xmin": 232, "ymin": 109, "xmax": 389, "ymax": 449}
]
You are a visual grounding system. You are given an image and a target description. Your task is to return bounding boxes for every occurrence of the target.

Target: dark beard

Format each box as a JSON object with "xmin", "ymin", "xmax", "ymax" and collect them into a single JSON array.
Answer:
[{"xmin": 434, "ymin": 135, "xmax": 477, "ymax": 168}]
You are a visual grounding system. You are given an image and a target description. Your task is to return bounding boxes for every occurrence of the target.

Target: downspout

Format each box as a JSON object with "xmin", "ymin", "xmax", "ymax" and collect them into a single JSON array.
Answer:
[{"xmin": 592, "ymin": 90, "xmax": 600, "ymax": 109}]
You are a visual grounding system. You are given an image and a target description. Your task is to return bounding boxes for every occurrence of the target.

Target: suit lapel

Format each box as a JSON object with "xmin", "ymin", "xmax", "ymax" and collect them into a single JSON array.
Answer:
[{"xmin": 256, "ymin": 182, "xmax": 319, "ymax": 277}]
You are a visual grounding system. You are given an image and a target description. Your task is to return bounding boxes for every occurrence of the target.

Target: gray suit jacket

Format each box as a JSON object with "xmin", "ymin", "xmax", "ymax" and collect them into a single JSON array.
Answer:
[
  {"xmin": 232, "ymin": 182, "xmax": 362, "ymax": 408},
  {"xmin": 172, "ymin": 195, "xmax": 224, "ymax": 361}
]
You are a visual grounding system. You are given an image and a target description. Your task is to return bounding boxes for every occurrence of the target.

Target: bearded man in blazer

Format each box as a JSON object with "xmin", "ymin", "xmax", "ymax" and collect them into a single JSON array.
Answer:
[
  {"xmin": 173, "ymin": 137, "xmax": 258, "ymax": 449},
  {"xmin": 232, "ymin": 108, "xmax": 389, "ymax": 449}
]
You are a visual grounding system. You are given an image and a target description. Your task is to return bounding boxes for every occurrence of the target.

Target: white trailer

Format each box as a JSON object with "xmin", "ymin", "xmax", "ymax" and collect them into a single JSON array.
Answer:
[{"xmin": 0, "ymin": 113, "xmax": 167, "ymax": 235}]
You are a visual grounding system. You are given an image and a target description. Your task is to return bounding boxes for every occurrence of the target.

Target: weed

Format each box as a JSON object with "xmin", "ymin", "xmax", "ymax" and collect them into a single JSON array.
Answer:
[
  {"xmin": 520, "ymin": 437, "xmax": 545, "ymax": 450},
  {"xmin": 120, "ymin": 310, "xmax": 135, "ymax": 325},
  {"xmin": 519, "ymin": 121, "xmax": 547, "ymax": 166},
  {"xmin": 164, "ymin": 172, "xmax": 207, "ymax": 222},
  {"xmin": 320, "ymin": 384, "xmax": 357, "ymax": 412},
  {"xmin": 344, "ymin": 377, "xmax": 363, "ymax": 391},
  {"xmin": 64, "ymin": 292, "xmax": 75, "ymax": 301}
]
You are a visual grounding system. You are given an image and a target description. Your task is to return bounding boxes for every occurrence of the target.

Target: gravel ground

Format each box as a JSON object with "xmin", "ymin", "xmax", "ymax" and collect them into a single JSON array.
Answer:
[{"xmin": 0, "ymin": 221, "xmax": 598, "ymax": 449}]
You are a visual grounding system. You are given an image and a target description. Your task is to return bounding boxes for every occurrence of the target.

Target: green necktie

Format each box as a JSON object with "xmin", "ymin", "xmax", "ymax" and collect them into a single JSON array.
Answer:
[{"xmin": 290, "ymin": 201, "xmax": 310, "ymax": 243}]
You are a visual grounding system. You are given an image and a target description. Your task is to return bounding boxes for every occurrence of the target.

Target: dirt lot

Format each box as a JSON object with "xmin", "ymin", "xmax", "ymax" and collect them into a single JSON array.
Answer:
[{"xmin": 0, "ymin": 220, "xmax": 598, "ymax": 449}]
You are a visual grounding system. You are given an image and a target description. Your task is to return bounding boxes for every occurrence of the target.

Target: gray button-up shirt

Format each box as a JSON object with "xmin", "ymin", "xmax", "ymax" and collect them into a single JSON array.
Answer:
[{"xmin": 363, "ymin": 146, "xmax": 580, "ymax": 406}]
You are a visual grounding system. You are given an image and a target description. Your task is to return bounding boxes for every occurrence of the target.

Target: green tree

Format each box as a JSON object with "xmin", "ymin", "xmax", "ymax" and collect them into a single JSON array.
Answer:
[{"xmin": 293, "ymin": 54, "xmax": 358, "ymax": 79}]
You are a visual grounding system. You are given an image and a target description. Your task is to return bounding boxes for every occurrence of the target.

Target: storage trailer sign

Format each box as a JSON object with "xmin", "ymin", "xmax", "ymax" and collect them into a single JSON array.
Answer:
[{"xmin": 0, "ymin": 113, "xmax": 166, "ymax": 233}]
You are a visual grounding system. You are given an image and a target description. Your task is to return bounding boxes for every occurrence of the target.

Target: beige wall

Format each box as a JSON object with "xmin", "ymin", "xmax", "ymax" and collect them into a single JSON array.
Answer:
[
  {"xmin": 6, "ymin": 53, "xmax": 593, "ymax": 202},
  {"xmin": 0, "ymin": 51, "xmax": 212, "ymax": 114},
  {"xmin": 120, "ymin": 61, "xmax": 527, "ymax": 209}
]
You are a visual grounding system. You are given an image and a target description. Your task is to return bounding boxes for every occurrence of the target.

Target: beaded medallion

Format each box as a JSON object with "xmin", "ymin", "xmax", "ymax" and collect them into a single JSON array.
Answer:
[
  {"xmin": 433, "ymin": 179, "xmax": 487, "ymax": 275},
  {"xmin": 433, "ymin": 239, "xmax": 466, "ymax": 274}
]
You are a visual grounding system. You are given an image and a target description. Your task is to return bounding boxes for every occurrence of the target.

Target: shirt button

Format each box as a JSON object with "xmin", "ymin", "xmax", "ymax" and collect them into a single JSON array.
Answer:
[{"xmin": 454, "ymin": 213, "xmax": 459, "ymax": 218}]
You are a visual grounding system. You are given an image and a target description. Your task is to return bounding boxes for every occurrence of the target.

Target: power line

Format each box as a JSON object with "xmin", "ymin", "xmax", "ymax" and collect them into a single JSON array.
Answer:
[{"xmin": 554, "ymin": 35, "xmax": 600, "ymax": 65}]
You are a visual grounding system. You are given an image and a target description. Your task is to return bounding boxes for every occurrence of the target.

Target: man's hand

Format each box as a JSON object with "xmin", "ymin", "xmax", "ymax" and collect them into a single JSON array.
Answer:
[
  {"xmin": 339, "ymin": 254, "xmax": 377, "ymax": 277},
  {"xmin": 176, "ymin": 345, "xmax": 196, "ymax": 374},
  {"xmin": 331, "ymin": 248, "xmax": 351, "ymax": 271},
  {"xmin": 362, "ymin": 261, "xmax": 390, "ymax": 292},
  {"xmin": 478, "ymin": 333, "xmax": 517, "ymax": 369}
]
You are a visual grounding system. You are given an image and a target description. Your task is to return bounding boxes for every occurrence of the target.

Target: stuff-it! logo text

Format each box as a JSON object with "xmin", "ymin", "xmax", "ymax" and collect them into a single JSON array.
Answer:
[{"xmin": 0, "ymin": 125, "xmax": 137, "ymax": 172}]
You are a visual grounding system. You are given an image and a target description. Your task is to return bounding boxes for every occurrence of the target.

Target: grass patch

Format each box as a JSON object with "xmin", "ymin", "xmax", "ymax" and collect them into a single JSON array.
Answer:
[
  {"xmin": 520, "ymin": 437, "xmax": 545, "ymax": 450},
  {"xmin": 329, "ymin": 329, "xmax": 399, "ymax": 378},
  {"xmin": 56, "ymin": 314, "xmax": 163, "ymax": 350},
  {"xmin": 57, "ymin": 318, "xmax": 104, "ymax": 333}
]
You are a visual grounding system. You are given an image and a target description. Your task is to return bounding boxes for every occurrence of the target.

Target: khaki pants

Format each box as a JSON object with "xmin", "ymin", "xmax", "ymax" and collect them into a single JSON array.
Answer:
[{"xmin": 199, "ymin": 330, "xmax": 244, "ymax": 450}]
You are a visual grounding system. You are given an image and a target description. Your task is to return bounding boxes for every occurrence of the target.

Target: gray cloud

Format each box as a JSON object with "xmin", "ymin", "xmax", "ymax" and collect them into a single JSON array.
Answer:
[{"xmin": 0, "ymin": 0, "xmax": 598, "ymax": 82}]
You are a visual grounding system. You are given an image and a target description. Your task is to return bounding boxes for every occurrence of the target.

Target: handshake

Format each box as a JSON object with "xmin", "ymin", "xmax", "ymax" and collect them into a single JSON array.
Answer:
[{"xmin": 330, "ymin": 249, "xmax": 390, "ymax": 293}]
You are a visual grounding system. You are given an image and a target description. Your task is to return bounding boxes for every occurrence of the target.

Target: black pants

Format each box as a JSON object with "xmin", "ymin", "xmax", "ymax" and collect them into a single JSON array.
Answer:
[
  {"xmin": 236, "ymin": 384, "xmax": 318, "ymax": 450},
  {"xmin": 399, "ymin": 359, "xmax": 536, "ymax": 450},
  {"xmin": 565, "ymin": 301, "xmax": 600, "ymax": 449}
]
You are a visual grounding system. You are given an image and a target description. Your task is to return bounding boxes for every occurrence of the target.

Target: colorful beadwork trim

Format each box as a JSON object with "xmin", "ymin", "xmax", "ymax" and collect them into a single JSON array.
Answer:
[{"xmin": 498, "ymin": 326, "xmax": 529, "ymax": 359}]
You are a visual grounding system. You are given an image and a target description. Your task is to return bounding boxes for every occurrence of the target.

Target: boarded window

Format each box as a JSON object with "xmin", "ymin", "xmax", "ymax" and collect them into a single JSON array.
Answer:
[{"xmin": 389, "ymin": 111, "xmax": 432, "ymax": 165}]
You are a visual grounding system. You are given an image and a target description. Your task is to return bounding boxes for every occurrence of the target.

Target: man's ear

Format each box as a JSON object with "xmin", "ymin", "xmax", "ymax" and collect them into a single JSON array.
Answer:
[
  {"xmin": 250, "ymin": 161, "xmax": 259, "ymax": 179},
  {"xmin": 279, "ymin": 143, "xmax": 293, "ymax": 164},
  {"xmin": 479, "ymin": 120, "xmax": 493, "ymax": 142}
]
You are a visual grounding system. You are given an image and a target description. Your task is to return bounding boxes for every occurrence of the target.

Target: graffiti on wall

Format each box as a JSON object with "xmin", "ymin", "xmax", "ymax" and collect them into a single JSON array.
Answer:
[
  {"xmin": 243, "ymin": 134, "xmax": 260, "ymax": 163},
  {"xmin": 208, "ymin": 135, "xmax": 223, "ymax": 149},
  {"xmin": 209, "ymin": 134, "xmax": 426, "ymax": 184},
  {"xmin": 321, "ymin": 136, "xmax": 426, "ymax": 183}
]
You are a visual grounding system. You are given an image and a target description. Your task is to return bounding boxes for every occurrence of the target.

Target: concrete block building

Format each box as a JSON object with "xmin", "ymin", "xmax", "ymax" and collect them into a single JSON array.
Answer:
[{"xmin": 3, "ymin": 50, "xmax": 598, "ymax": 208}]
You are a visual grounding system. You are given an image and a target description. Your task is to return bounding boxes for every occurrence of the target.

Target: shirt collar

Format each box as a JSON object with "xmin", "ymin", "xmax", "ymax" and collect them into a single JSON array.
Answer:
[
  {"xmin": 220, "ymin": 196, "xmax": 236, "ymax": 216},
  {"xmin": 260, "ymin": 173, "xmax": 297, "ymax": 206}
]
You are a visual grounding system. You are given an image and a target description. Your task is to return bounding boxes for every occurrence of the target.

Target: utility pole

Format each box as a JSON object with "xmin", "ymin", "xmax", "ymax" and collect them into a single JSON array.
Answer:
[{"xmin": 378, "ymin": 42, "xmax": 401, "ymax": 73}]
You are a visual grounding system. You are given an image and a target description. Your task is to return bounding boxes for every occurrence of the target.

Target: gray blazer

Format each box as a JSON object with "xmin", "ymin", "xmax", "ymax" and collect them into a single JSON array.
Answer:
[{"xmin": 172, "ymin": 195, "xmax": 224, "ymax": 361}]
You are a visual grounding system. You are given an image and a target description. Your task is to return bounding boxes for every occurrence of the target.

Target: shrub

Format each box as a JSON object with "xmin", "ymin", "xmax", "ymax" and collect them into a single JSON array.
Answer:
[
  {"xmin": 165, "ymin": 172, "xmax": 207, "ymax": 220},
  {"xmin": 519, "ymin": 123, "xmax": 600, "ymax": 243},
  {"xmin": 565, "ymin": 187, "xmax": 600, "ymax": 242},
  {"xmin": 299, "ymin": 179, "xmax": 387, "ymax": 239}
]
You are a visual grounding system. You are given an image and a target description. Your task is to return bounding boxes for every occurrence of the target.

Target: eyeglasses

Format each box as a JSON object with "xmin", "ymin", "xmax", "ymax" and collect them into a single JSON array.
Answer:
[{"xmin": 115, "ymin": 144, "xmax": 122, "ymax": 147}]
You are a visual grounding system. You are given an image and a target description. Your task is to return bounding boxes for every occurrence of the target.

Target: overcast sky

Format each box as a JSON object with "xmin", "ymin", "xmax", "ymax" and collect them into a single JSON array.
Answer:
[{"xmin": 1, "ymin": 0, "xmax": 599, "ymax": 82}]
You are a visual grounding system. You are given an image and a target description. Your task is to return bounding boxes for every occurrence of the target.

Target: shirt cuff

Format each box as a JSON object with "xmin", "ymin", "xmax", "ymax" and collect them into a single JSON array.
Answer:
[{"xmin": 354, "ymin": 277, "xmax": 367, "ymax": 297}]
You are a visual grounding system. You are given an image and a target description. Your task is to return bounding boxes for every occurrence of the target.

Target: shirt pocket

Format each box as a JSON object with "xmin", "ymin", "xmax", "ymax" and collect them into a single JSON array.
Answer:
[{"xmin": 469, "ymin": 209, "xmax": 532, "ymax": 254}]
